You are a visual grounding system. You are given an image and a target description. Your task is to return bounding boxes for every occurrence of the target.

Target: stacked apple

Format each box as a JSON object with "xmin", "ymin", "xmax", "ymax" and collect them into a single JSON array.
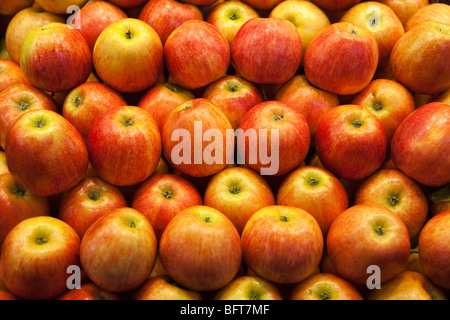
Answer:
[{"xmin": 0, "ymin": 0, "xmax": 449, "ymax": 301}]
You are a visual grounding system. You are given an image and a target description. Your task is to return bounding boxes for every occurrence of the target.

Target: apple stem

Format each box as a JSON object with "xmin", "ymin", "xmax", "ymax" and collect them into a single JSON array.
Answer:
[
  {"xmin": 74, "ymin": 96, "xmax": 83, "ymax": 107},
  {"xmin": 125, "ymin": 30, "xmax": 133, "ymax": 40},
  {"xmin": 229, "ymin": 185, "xmax": 240, "ymax": 194},
  {"xmin": 162, "ymin": 190, "xmax": 173, "ymax": 199},
  {"xmin": 12, "ymin": 184, "xmax": 27, "ymax": 197},
  {"xmin": 308, "ymin": 178, "xmax": 319, "ymax": 187},
  {"xmin": 35, "ymin": 236, "xmax": 47, "ymax": 245},
  {"xmin": 18, "ymin": 100, "xmax": 31, "ymax": 111},
  {"xmin": 88, "ymin": 192, "xmax": 101, "ymax": 201}
]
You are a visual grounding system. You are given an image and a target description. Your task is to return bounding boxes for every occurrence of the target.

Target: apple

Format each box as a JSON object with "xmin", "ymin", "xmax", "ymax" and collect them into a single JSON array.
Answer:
[
  {"xmin": 404, "ymin": 3, "xmax": 450, "ymax": 32},
  {"xmin": 390, "ymin": 102, "xmax": 450, "ymax": 187},
  {"xmin": 58, "ymin": 176, "xmax": 128, "ymax": 239},
  {"xmin": 159, "ymin": 205, "xmax": 242, "ymax": 291},
  {"xmin": 340, "ymin": 1, "xmax": 404, "ymax": 68},
  {"xmin": 204, "ymin": 166, "xmax": 275, "ymax": 234},
  {"xmin": 290, "ymin": 273, "xmax": 363, "ymax": 300},
  {"xmin": 0, "ymin": 216, "xmax": 80, "ymax": 300},
  {"xmin": 5, "ymin": 109, "xmax": 89, "ymax": 197},
  {"xmin": 0, "ymin": 59, "xmax": 30, "ymax": 93},
  {"xmin": 202, "ymin": 75, "xmax": 264, "ymax": 130},
  {"xmin": 57, "ymin": 282, "xmax": 121, "ymax": 300},
  {"xmin": 231, "ymin": 17, "xmax": 302, "ymax": 85},
  {"xmin": 138, "ymin": 82, "xmax": 195, "ymax": 132},
  {"xmin": 315, "ymin": 104, "xmax": 387, "ymax": 181},
  {"xmin": 87, "ymin": 106, "xmax": 162, "ymax": 186},
  {"xmin": 310, "ymin": 0, "xmax": 361, "ymax": 12},
  {"xmin": 214, "ymin": 275, "xmax": 283, "ymax": 300},
  {"xmin": 0, "ymin": 0, "xmax": 34, "ymax": 16},
  {"xmin": 138, "ymin": 0, "xmax": 203, "ymax": 45},
  {"xmin": 350, "ymin": 79, "xmax": 415, "ymax": 146},
  {"xmin": 5, "ymin": 7, "xmax": 65, "ymax": 64},
  {"xmin": 0, "ymin": 82, "xmax": 58, "ymax": 149},
  {"xmin": 326, "ymin": 204, "xmax": 410, "ymax": 285},
  {"xmin": 80, "ymin": 207, "xmax": 158, "ymax": 293},
  {"xmin": 433, "ymin": 87, "xmax": 450, "ymax": 105},
  {"xmin": 418, "ymin": 210, "xmax": 450, "ymax": 289},
  {"xmin": 62, "ymin": 82, "xmax": 127, "ymax": 142},
  {"xmin": 131, "ymin": 173, "xmax": 203, "ymax": 240},
  {"xmin": 0, "ymin": 151, "xmax": 8, "ymax": 176},
  {"xmin": 377, "ymin": 0, "xmax": 429, "ymax": 26},
  {"xmin": 237, "ymin": 100, "xmax": 310, "ymax": 176},
  {"xmin": 164, "ymin": 20, "xmax": 230, "ymax": 90},
  {"xmin": 303, "ymin": 22, "xmax": 379, "ymax": 96},
  {"xmin": 0, "ymin": 290, "xmax": 17, "ymax": 300},
  {"xmin": 366, "ymin": 271, "xmax": 448, "ymax": 300},
  {"xmin": 133, "ymin": 275, "xmax": 202, "ymax": 300},
  {"xmin": 428, "ymin": 184, "xmax": 450, "ymax": 217},
  {"xmin": 276, "ymin": 166, "xmax": 349, "ymax": 237},
  {"xmin": 354, "ymin": 169, "xmax": 428, "ymax": 239},
  {"xmin": 33, "ymin": 0, "xmax": 88, "ymax": 14},
  {"xmin": 0, "ymin": 39, "xmax": 11, "ymax": 62},
  {"xmin": 107, "ymin": 0, "xmax": 148, "ymax": 9},
  {"xmin": 241, "ymin": 205, "xmax": 323, "ymax": 284},
  {"xmin": 390, "ymin": 21, "xmax": 450, "ymax": 95}
]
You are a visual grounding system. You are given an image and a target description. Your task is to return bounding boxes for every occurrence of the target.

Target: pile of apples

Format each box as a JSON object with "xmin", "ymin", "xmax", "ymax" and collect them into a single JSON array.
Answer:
[{"xmin": 0, "ymin": 0, "xmax": 449, "ymax": 301}]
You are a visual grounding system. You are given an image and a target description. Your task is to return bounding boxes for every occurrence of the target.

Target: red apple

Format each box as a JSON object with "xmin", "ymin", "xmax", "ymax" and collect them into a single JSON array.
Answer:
[
  {"xmin": 34, "ymin": 0, "xmax": 88, "ymax": 14},
  {"xmin": 87, "ymin": 106, "xmax": 162, "ymax": 186},
  {"xmin": 57, "ymin": 282, "xmax": 121, "ymax": 300},
  {"xmin": 0, "ymin": 216, "xmax": 80, "ymax": 300},
  {"xmin": 133, "ymin": 275, "xmax": 202, "ymax": 300},
  {"xmin": 404, "ymin": 3, "xmax": 450, "ymax": 32},
  {"xmin": 310, "ymin": 0, "xmax": 361, "ymax": 12},
  {"xmin": 390, "ymin": 102, "xmax": 450, "ymax": 187},
  {"xmin": 5, "ymin": 109, "xmax": 89, "ymax": 196},
  {"xmin": 80, "ymin": 207, "xmax": 158, "ymax": 293},
  {"xmin": 378, "ymin": 0, "xmax": 429, "ymax": 26},
  {"xmin": 231, "ymin": 17, "xmax": 302, "ymax": 85},
  {"xmin": 0, "ymin": 59, "xmax": 30, "ymax": 93},
  {"xmin": 315, "ymin": 104, "xmax": 387, "ymax": 181},
  {"xmin": 214, "ymin": 275, "xmax": 283, "ymax": 300},
  {"xmin": 0, "ymin": 0, "xmax": 34, "ymax": 16}
]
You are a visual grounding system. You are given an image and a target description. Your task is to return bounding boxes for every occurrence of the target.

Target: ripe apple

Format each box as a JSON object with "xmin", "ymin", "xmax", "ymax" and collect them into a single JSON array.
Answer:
[
  {"xmin": 0, "ymin": 151, "xmax": 8, "ymax": 176},
  {"xmin": 390, "ymin": 102, "xmax": 450, "ymax": 187},
  {"xmin": 290, "ymin": 273, "xmax": 363, "ymax": 300},
  {"xmin": 418, "ymin": 210, "xmax": 450, "ymax": 290},
  {"xmin": 164, "ymin": 20, "xmax": 230, "ymax": 90},
  {"xmin": 62, "ymin": 82, "xmax": 127, "ymax": 142},
  {"xmin": 204, "ymin": 166, "xmax": 275, "ymax": 234},
  {"xmin": 231, "ymin": 17, "xmax": 302, "ymax": 85},
  {"xmin": 237, "ymin": 100, "xmax": 310, "ymax": 176},
  {"xmin": 57, "ymin": 282, "xmax": 121, "ymax": 300},
  {"xmin": 5, "ymin": 7, "xmax": 65, "ymax": 64},
  {"xmin": 304, "ymin": 22, "xmax": 379, "ymax": 95},
  {"xmin": 310, "ymin": 0, "xmax": 361, "ymax": 11},
  {"xmin": 138, "ymin": 0, "xmax": 203, "ymax": 45},
  {"xmin": 241, "ymin": 205, "xmax": 323, "ymax": 284},
  {"xmin": 0, "ymin": 216, "xmax": 80, "ymax": 300},
  {"xmin": 350, "ymin": 79, "xmax": 415, "ymax": 146},
  {"xmin": 133, "ymin": 275, "xmax": 202, "ymax": 300},
  {"xmin": 0, "ymin": 59, "xmax": 30, "ymax": 93},
  {"xmin": 202, "ymin": 75, "xmax": 264, "ymax": 129},
  {"xmin": 58, "ymin": 176, "xmax": 128, "ymax": 239},
  {"xmin": 131, "ymin": 173, "xmax": 203, "ymax": 240},
  {"xmin": 159, "ymin": 205, "xmax": 242, "ymax": 291},
  {"xmin": 34, "ymin": 0, "xmax": 88, "ymax": 14},
  {"xmin": 326, "ymin": 204, "xmax": 410, "ymax": 285},
  {"xmin": 378, "ymin": 0, "xmax": 429, "ymax": 26},
  {"xmin": 390, "ymin": 21, "xmax": 450, "ymax": 95},
  {"xmin": 315, "ymin": 104, "xmax": 387, "ymax": 181},
  {"xmin": 404, "ymin": 3, "xmax": 450, "ymax": 32},
  {"xmin": 276, "ymin": 166, "xmax": 349, "ymax": 237},
  {"xmin": 0, "ymin": 0, "xmax": 33, "ymax": 16},
  {"xmin": 0, "ymin": 82, "xmax": 58, "ymax": 149},
  {"xmin": 214, "ymin": 275, "xmax": 283, "ymax": 300},
  {"xmin": 5, "ymin": 109, "xmax": 89, "ymax": 197},
  {"xmin": 80, "ymin": 207, "xmax": 158, "ymax": 293}
]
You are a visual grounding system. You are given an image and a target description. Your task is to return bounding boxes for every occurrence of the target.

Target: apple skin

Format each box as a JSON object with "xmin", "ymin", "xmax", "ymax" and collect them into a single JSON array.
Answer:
[
  {"xmin": 241, "ymin": 205, "xmax": 324, "ymax": 284},
  {"xmin": 57, "ymin": 282, "xmax": 121, "ymax": 300},
  {"xmin": 354, "ymin": 169, "xmax": 428, "ymax": 239},
  {"xmin": 390, "ymin": 21, "xmax": 450, "ymax": 95},
  {"xmin": 0, "ymin": 151, "xmax": 8, "ymax": 176},
  {"xmin": 0, "ymin": 290, "xmax": 18, "ymax": 300},
  {"xmin": 0, "ymin": 216, "xmax": 81, "ymax": 300},
  {"xmin": 164, "ymin": 20, "xmax": 230, "ymax": 90},
  {"xmin": 0, "ymin": 82, "xmax": 58, "ymax": 149},
  {"xmin": 131, "ymin": 173, "xmax": 203, "ymax": 240},
  {"xmin": 108, "ymin": 0, "xmax": 148, "ymax": 8},
  {"xmin": 276, "ymin": 166, "xmax": 349, "ymax": 237},
  {"xmin": 326, "ymin": 204, "xmax": 410, "ymax": 285},
  {"xmin": 87, "ymin": 106, "xmax": 162, "ymax": 186},
  {"xmin": 418, "ymin": 211, "xmax": 450, "ymax": 290},
  {"xmin": 310, "ymin": 0, "xmax": 361, "ymax": 12},
  {"xmin": 5, "ymin": 109, "xmax": 89, "ymax": 197},
  {"xmin": 20, "ymin": 23, "xmax": 92, "ymax": 93},
  {"xmin": 34, "ymin": 0, "xmax": 88, "ymax": 15},
  {"xmin": 80, "ymin": 207, "xmax": 158, "ymax": 293},
  {"xmin": 0, "ymin": 60, "xmax": 30, "ymax": 93},
  {"xmin": 231, "ymin": 17, "xmax": 302, "ymax": 85},
  {"xmin": 58, "ymin": 176, "xmax": 128, "ymax": 239},
  {"xmin": 404, "ymin": 3, "xmax": 450, "ymax": 32},
  {"xmin": 378, "ymin": 0, "xmax": 429, "ymax": 26},
  {"xmin": 315, "ymin": 104, "xmax": 387, "ymax": 181},
  {"xmin": 214, "ymin": 275, "xmax": 283, "ymax": 300},
  {"xmin": 133, "ymin": 275, "xmax": 202, "ymax": 300},
  {"xmin": 390, "ymin": 102, "xmax": 450, "ymax": 187},
  {"xmin": 290, "ymin": 273, "xmax": 363, "ymax": 300},
  {"xmin": 0, "ymin": 0, "xmax": 34, "ymax": 16},
  {"xmin": 159, "ymin": 205, "xmax": 242, "ymax": 291},
  {"xmin": 204, "ymin": 166, "xmax": 276, "ymax": 234},
  {"xmin": 138, "ymin": 0, "xmax": 203, "ymax": 45},
  {"xmin": 0, "ymin": 39, "xmax": 11, "ymax": 62}
]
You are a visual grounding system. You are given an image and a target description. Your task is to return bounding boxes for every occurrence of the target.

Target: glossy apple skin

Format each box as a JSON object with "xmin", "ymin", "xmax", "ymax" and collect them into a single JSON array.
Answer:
[
  {"xmin": 304, "ymin": 22, "xmax": 379, "ymax": 95},
  {"xmin": 0, "ymin": 216, "xmax": 81, "ymax": 300},
  {"xmin": 34, "ymin": 0, "xmax": 88, "ymax": 15},
  {"xmin": 0, "ymin": 60, "xmax": 30, "ymax": 93},
  {"xmin": 404, "ymin": 3, "xmax": 450, "ymax": 32},
  {"xmin": 159, "ymin": 206, "xmax": 242, "ymax": 291},
  {"xmin": 20, "ymin": 23, "xmax": 92, "ymax": 93},
  {"xmin": 131, "ymin": 173, "xmax": 203, "ymax": 240},
  {"xmin": 164, "ymin": 20, "xmax": 230, "ymax": 90},
  {"xmin": 57, "ymin": 282, "xmax": 121, "ymax": 300},
  {"xmin": 80, "ymin": 207, "xmax": 158, "ymax": 293},
  {"xmin": 378, "ymin": 0, "xmax": 429, "ymax": 26},
  {"xmin": 310, "ymin": 0, "xmax": 361, "ymax": 11},
  {"xmin": 390, "ymin": 102, "xmax": 450, "ymax": 187},
  {"xmin": 326, "ymin": 204, "xmax": 410, "ymax": 285},
  {"xmin": 133, "ymin": 275, "xmax": 202, "ymax": 300},
  {"xmin": 5, "ymin": 109, "xmax": 89, "ymax": 197},
  {"xmin": 214, "ymin": 275, "xmax": 283, "ymax": 300},
  {"xmin": 418, "ymin": 211, "xmax": 450, "ymax": 290},
  {"xmin": 231, "ymin": 17, "xmax": 302, "ymax": 85},
  {"xmin": 241, "ymin": 205, "xmax": 324, "ymax": 284}
]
